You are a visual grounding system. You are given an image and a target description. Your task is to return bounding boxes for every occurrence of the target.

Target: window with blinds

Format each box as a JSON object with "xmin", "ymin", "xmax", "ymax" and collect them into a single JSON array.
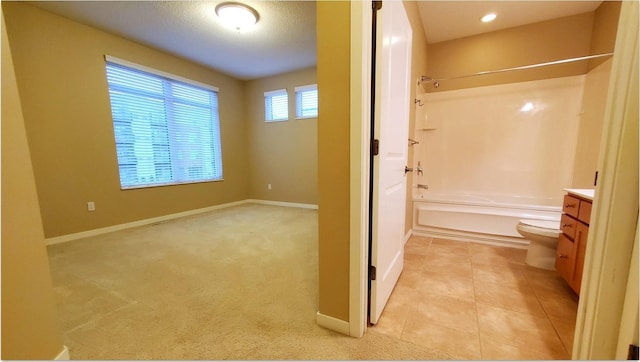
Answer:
[
  {"xmin": 105, "ymin": 56, "xmax": 223, "ymax": 189},
  {"xmin": 295, "ymin": 84, "xmax": 318, "ymax": 119},
  {"xmin": 264, "ymin": 89, "xmax": 289, "ymax": 122}
]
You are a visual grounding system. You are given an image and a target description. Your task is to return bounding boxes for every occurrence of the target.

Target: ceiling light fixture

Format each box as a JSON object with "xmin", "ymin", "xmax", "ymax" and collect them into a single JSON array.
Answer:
[
  {"xmin": 481, "ymin": 13, "xmax": 497, "ymax": 23},
  {"xmin": 215, "ymin": 2, "xmax": 259, "ymax": 31}
]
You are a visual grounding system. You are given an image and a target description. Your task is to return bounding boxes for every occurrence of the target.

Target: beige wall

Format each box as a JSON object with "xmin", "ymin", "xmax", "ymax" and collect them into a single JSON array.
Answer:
[
  {"xmin": 403, "ymin": 1, "xmax": 429, "ymax": 235},
  {"xmin": 245, "ymin": 68, "xmax": 318, "ymax": 204},
  {"xmin": 589, "ymin": 1, "xmax": 622, "ymax": 70},
  {"xmin": 572, "ymin": 59, "xmax": 613, "ymax": 188},
  {"xmin": 3, "ymin": 2, "xmax": 250, "ymax": 238},
  {"xmin": 426, "ymin": 12, "xmax": 595, "ymax": 92},
  {"xmin": 317, "ymin": 1, "xmax": 351, "ymax": 322},
  {"xmin": 1, "ymin": 11, "xmax": 65, "ymax": 359}
]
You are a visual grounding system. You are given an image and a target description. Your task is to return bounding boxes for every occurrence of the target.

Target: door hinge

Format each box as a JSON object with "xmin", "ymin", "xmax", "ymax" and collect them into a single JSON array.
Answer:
[
  {"xmin": 369, "ymin": 265, "xmax": 377, "ymax": 280},
  {"xmin": 594, "ymin": 171, "xmax": 598, "ymax": 186},
  {"xmin": 372, "ymin": 139, "xmax": 379, "ymax": 156},
  {"xmin": 373, "ymin": 1, "xmax": 382, "ymax": 11}
]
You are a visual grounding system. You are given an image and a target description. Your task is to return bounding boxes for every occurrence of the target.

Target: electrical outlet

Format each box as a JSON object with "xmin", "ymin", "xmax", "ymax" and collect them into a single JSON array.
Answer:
[
  {"xmin": 268, "ymin": 183, "xmax": 272, "ymax": 190},
  {"xmin": 87, "ymin": 201, "xmax": 95, "ymax": 211}
]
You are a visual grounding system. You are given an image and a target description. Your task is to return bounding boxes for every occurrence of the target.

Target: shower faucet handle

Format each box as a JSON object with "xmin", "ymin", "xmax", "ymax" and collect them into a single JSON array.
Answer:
[{"xmin": 416, "ymin": 161, "xmax": 423, "ymax": 176}]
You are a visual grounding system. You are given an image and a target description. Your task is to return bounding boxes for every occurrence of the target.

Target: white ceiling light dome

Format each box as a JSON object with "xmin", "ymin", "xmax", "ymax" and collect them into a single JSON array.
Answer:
[{"xmin": 215, "ymin": 2, "xmax": 259, "ymax": 31}]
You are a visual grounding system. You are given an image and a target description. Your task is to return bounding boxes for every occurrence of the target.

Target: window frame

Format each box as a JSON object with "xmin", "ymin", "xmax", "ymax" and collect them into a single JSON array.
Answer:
[
  {"xmin": 264, "ymin": 88, "xmax": 289, "ymax": 122},
  {"xmin": 104, "ymin": 55, "xmax": 223, "ymax": 190},
  {"xmin": 295, "ymin": 84, "xmax": 318, "ymax": 119}
]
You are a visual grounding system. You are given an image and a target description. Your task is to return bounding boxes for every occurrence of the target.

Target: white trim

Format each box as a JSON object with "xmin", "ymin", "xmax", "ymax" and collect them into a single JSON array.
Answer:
[
  {"xmin": 349, "ymin": 0, "xmax": 372, "ymax": 338},
  {"xmin": 263, "ymin": 88, "xmax": 287, "ymax": 97},
  {"xmin": 104, "ymin": 55, "xmax": 219, "ymax": 92},
  {"xmin": 403, "ymin": 229, "xmax": 413, "ymax": 245},
  {"xmin": 45, "ymin": 199, "xmax": 317, "ymax": 245},
  {"xmin": 246, "ymin": 199, "xmax": 318, "ymax": 210},
  {"xmin": 54, "ymin": 345, "xmax": 70, "ymax": 360},
  {"xmin": 316, "ymin": 311, "xmax": 350, "ymax": 335},
  {"xmin": 294, "ymin": 84, "xmax": 317, "ymax": 92}
]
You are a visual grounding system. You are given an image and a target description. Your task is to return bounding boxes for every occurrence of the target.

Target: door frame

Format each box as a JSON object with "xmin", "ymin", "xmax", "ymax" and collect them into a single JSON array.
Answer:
[{"xmin": 348, "ymin": 0, "xmax": 373, "ymax": 338}]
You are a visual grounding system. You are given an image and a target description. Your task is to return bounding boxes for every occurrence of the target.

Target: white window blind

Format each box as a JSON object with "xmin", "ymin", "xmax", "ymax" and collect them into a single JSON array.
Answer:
[
  {"xmin": 295, "ymin": 84, "xmax": 318, "ymax": 119},
  {"xmin": 264, "ymin": 89, "xmax": 289, "ymax": 122},
  {"xmin": 105, "ymin": 57, "xmax": 223, "ymax": 189}
]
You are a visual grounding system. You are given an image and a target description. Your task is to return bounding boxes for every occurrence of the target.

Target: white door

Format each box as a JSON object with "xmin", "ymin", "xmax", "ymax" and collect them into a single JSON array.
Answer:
[{"xmin": 369, "ymin": 1, "xmax": 412, "ymax": 325}]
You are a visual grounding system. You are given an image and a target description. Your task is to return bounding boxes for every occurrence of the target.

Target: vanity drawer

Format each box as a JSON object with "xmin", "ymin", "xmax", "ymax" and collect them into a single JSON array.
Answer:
[
  {"xmin": 560, "ymin": 214, "xmax": 577, "ymax": 240},
  {"xmin": 562, "ymin": 195, "xmax": 580, "ymax": 218},
  {"xmin": 578, "ymin": 200, "xmax": 592, "ymax": 225}
]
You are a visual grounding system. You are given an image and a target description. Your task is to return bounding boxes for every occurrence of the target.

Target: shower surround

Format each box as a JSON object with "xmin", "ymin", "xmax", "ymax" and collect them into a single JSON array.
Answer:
[{"xmin": 412, "ymin": 75, "xmax": 586, "ymax": 246}]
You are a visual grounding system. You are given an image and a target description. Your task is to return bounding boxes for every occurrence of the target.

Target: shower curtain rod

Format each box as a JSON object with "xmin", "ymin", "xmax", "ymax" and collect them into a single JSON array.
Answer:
[{"xmin": 420, "ymin": 52, "xmax": 614, "ymax": 87}]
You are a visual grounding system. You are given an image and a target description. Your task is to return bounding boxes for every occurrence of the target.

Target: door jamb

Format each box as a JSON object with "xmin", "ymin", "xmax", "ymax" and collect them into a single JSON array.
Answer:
[{"xmin": 348, "ymin": 0, "xmax": 373, "ymax": 338}]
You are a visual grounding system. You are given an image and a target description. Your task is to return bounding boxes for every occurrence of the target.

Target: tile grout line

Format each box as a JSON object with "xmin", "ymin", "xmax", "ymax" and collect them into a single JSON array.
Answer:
[{"xmin": 522, "ymin": 269, "xmax": 574, "ymax": 357}]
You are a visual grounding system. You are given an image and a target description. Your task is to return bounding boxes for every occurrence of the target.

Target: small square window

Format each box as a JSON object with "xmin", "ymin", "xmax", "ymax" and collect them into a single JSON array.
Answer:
[
  {"xmin": 264, "ymin": 89, "xmax": 288, "ymax": 122},
  {"xmin": 295, "ymin": 84, "xmax": 318, "ymax": 119}
]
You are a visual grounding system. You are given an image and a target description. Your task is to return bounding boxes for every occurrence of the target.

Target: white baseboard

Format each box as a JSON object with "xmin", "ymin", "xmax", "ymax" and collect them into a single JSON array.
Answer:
[
  {"xmin": 316, "ymin": 311, "xmax": 350, "ymax": 336},
  {"xmin": 403, "ymin": 229, "xmax": 413, "ymax": 245},
  {"xmin": 412, "ymin": 228, "xmax": 528, "ymax": 249},
  {"xmin": 54, "ymin": 345, "xmax": 69, "ymax": 360},
  {"xmin": 45, "ymin": 199, "xmax": 318, "ymax": 246},
  {"xmin": 247, "ymin": 199, "xmax": 318, "ymax": 210}
]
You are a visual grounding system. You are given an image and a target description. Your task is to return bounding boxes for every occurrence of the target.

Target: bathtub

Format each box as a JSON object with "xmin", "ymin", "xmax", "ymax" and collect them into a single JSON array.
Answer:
[{"xmin": 412, "ymin": 192, "xmax": 562, "ymax": 248}]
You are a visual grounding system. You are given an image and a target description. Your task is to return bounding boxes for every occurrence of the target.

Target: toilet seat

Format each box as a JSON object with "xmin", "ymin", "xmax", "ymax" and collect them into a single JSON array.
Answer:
[{"xmin": 517, "ymin": 219, "xmax": 561, "ymax": 238}]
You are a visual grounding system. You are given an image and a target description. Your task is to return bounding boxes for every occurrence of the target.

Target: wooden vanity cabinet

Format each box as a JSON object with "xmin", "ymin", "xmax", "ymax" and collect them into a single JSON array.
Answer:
[{"xmin": 556, "ymin": 194, "xmax": 592, "ymax": 295}]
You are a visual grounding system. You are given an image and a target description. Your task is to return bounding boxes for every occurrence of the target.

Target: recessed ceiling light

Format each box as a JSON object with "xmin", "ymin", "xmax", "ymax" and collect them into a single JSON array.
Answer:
[
  {"xmin": 481, "ymin": 13, "xmax": 497, "ymax": 23},
  {"xmin": 215, "ymin": 2, "xmax": 259, "ymax": 31}
]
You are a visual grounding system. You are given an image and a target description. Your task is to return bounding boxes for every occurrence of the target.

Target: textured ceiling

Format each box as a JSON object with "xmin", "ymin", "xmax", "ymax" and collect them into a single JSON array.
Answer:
[
  {"xmin": 30, "ymin": 1, "xmax": 317, "ymax": 81},
  {"xmin": 418, "ymin": 1, "xmax": 603, "ymax": 44},
  {"xmin": 29, "ymin": 1, "xmax": 603, "ymax": 80}
]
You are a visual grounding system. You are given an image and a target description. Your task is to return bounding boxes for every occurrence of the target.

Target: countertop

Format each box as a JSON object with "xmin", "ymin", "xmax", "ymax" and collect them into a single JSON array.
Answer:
[{"xmin": 564, "ymin": 188, "xmax": 595, "ymax": 201}]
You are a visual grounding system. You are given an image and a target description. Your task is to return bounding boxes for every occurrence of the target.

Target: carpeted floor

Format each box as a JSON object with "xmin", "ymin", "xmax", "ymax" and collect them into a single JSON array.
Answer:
[{"xmin": 47, "ymin": 203, "xmax": 452, "ymax": 360}]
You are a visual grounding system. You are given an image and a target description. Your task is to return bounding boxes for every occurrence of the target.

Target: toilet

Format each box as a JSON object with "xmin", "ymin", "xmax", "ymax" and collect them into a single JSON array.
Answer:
[{"xmin": 516, "ymin": 219, "xmax": 562, "ymax": 270}]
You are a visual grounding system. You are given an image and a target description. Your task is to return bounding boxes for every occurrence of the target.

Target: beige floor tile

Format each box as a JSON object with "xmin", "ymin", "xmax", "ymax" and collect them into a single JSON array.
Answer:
[
  {"xmin": 403, "ymin": 252, "xmax": 426, "ymax": 272},
  {"xmin": 373, "ymin": 284, "xmax": 419, "ymax": 339},
  {"xmin": 538, "ymin": 292, "xmax": 579, "ymax": 322},
  {"xmin": 411, "ymin": 294, "xmax": 478, "ymax": 333},
  {"xmin": 480, "ymin": 335, "xmax": 570, "ymax": 360},
  {"xmin": 396, "ymin": 268, "xmax": 420, "ymax": 289},
  {"xmin": 474, "ymin": 278, "xmax": 546, "ymax": 317},
  {"xmin": 406, "ymin": 235, "xmax": 432, "ymax": 248},
  {"xmin": 477, "ymin": 303, "xmax": 567, "ymax": 356},
  {"xmin": 549, "ymin": 314, "xmax": 576, "ymax": 354},
  {"xmin": 403, "ymin": 321, "xmax": 482, "ymax": 360},
  {"xmin": 472, "ymin": 262, "xmax": 528, "ymax": 288},
  {"xmin": 508, "ymin": 248, "xmax": 528, "ymax": 265},
  {"xmin": 405, "ymin": 239, "xmax": 431, "ymax": 256},
  {"xmin": 422, "ymin": 252, "xmax": 473, "ymax": 278},
  {"xmin": 524, "ymin": 266, "xmax": 577, "ymax": 300},
  {"xmin": 416, "ymin": 269, "xmax": 475, "ymax": 301},
  {"xmin": 428, "ymin": 238, "xmax": 471, "ymax": 256}
]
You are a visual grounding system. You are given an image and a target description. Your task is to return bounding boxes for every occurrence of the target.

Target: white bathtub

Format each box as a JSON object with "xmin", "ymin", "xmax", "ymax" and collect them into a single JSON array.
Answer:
[{"xmin": 412, "ymin": 192, "xmax": 562, "ymax": 248}]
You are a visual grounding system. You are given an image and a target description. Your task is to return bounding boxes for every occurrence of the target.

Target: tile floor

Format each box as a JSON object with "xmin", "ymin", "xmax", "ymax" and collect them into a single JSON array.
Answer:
[{"xmin": 370, "ymin": 235, "xmax": 579, "ymax": 360}]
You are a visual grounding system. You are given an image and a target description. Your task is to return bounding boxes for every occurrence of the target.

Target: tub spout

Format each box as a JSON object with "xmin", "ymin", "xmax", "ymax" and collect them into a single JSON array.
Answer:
[{"xmin": 417, "ymin": 184, "xmax": 429, "ymax": 190}]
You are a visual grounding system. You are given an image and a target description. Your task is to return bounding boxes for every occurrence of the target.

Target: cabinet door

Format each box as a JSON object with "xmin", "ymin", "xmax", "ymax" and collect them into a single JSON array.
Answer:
[
  {"xmin": 571, "ymin": 222, "xmax": 589, "ymax": 294},
  {"xmin": 556, "ymin": 233, "xmax": 576, "ymax": 285},
  {"xmin": 578, "ymin": 200, "xmax": 592, "ymax": 225}
]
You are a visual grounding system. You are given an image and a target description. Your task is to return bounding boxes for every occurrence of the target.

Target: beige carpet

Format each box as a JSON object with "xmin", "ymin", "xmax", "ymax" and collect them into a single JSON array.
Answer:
[{"xmin": 47, "ymin": 203, "xmax": 452, "ymax": 360}]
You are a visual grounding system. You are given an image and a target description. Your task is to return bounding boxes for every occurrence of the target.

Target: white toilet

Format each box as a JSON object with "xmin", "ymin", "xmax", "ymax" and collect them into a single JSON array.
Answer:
[{"xmin": 516, "ymin": 219, "xmax": 562, "ymax": 270}]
